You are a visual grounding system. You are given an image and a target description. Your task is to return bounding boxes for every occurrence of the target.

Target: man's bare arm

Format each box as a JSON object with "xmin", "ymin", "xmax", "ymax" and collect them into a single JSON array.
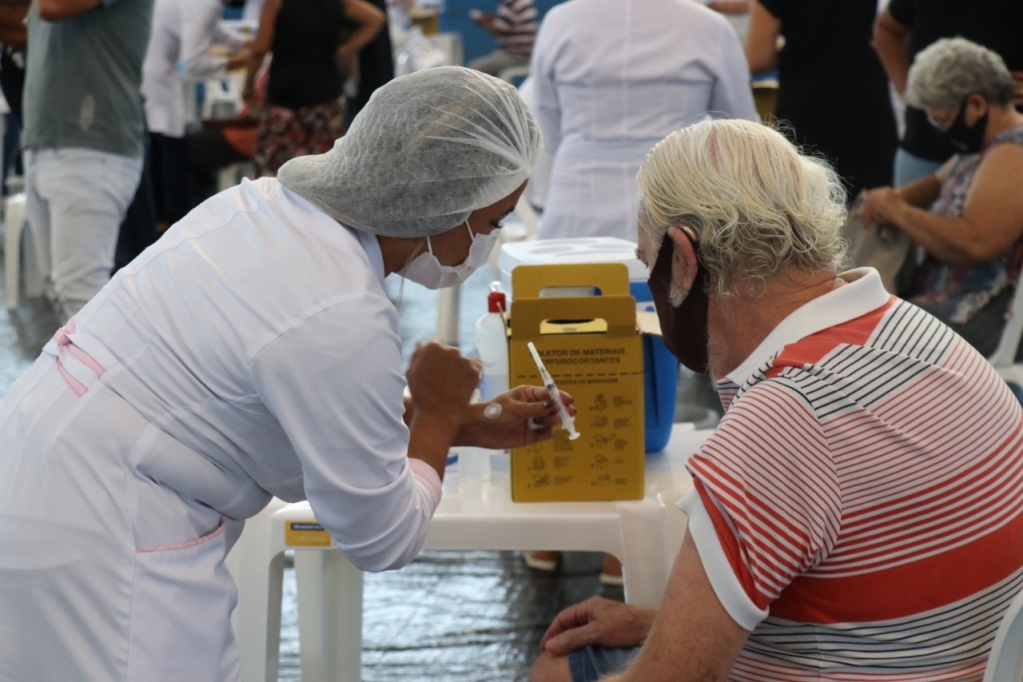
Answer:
[{"xmin": 604, "ymin": 534, "xmax": 749, "ymax": 682}]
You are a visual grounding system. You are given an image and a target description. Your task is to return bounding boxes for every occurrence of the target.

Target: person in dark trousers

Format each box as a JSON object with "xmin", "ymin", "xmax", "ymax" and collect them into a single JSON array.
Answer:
[{"xmin": 344, "ymin": 0, "xmax": 392, "ymax": 126}]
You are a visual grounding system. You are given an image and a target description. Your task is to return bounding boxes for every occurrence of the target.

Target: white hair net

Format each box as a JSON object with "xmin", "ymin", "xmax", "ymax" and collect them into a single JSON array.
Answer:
[{"xmin": 277, "ymin": 66, "xmax": 543, "ymax": 237}]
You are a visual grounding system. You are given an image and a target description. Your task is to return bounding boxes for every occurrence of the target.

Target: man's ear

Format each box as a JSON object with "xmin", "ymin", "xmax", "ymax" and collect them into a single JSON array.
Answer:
[{"xmin": 666, "ymin": 226, "xmax": 699, "ymax": 294}]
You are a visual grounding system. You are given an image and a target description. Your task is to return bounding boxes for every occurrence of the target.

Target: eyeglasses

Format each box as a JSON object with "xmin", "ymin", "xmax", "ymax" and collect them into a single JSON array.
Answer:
[
  {"xmin": 926, "ymin": 110, "xmax": 955, "ymax": 131},
  {"xmin": 926, "ymin": 95, "xmax": 975, "ymax": 131}
]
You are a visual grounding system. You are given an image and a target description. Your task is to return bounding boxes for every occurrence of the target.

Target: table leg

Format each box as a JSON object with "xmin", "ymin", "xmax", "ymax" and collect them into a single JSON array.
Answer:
[
  {"xmin": 617, "ymin": 499, "xmax": 677, "ymax": 607},
  {"xmin": 235, "ymin": 550, "xmax": 285, "ymax": 682},
  {"xmin": 295, "ymin": 549, "xmax": 364, "ymax": 682},
  {"xmin": 435, "ymin": 284, "xmax": 461, "ymax": 346}
]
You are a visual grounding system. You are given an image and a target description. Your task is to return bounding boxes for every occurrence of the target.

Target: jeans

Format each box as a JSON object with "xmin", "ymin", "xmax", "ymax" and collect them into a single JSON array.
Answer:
[
  {"xmin": 114, "ymin": 135, "xmax": 159, "ymax": 273},
  {"xmin": 893, "ymin": 148, "xmax": 945, "ymax": 187},
  {"xmin": 568, "ymin": 645, "xmax": 640, "ymax": 682},
  {"xmin": 149, "ymin": 132, "xmax": 189, "ymax": 227},
  {"xmin": 24, "ymin": 147, "xmax": 143, "ymax": 321}
]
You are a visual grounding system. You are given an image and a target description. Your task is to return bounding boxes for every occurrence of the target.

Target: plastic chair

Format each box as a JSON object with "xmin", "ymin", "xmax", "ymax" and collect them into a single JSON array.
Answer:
[
  {"xmin": 225, "ymin": 496, "xmax": 288, "ymax": 682},
  {"xmin": 990, "ymin": 282, "xmax": 1023, "ymax": 397},
  {"xmin": 244, "ymin": 503, "xmax": 369, "ymax": 682},
  {"xmin": 982, "ymin": 583, "xmax": 1023, "ymax": 682},
  {"xmin": 216, "ymin": 161, "xmax": 256, "ymax": 193},
  {"xmin": 4, "ymin": 192, "xmax": 44, "ymax": 311},
  {"xmin": 202, "ymin": 72, "xmax": 247, "ymax": 120}
]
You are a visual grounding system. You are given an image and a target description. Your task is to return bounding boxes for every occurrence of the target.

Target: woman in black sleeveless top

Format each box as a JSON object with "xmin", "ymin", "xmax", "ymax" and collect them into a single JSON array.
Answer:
[
  {"xmin": 245, "ymin": 0, "xmax": 385, "ymax": 177},
  {"xmin": 746, "ymin": 0, "xmax": 898, "ymax": 200}
]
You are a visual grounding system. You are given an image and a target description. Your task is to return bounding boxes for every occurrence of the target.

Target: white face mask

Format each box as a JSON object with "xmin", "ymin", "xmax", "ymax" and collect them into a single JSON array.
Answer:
[{"xmin": 400, "ymin": 220, "xmax": 501, "ymax": 289}]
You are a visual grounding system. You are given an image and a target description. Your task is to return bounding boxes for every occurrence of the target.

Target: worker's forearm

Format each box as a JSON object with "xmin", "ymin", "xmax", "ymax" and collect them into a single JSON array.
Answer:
[{"xmin": 407, "ymin": 409, "xmax": 461, "ymax": 479}]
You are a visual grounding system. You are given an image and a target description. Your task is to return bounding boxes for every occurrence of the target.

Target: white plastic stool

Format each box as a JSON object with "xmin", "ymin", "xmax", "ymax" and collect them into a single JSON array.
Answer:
[
  {"xmin": 4, "ymin": 192, "xmax": 44, "ymax": 311},
  {"xmin": 202, "ymin": 72, "xmax": 246, "ymax": 120},
  {"xmin": 248, "ymin": 495, "xmax": 680, "ymax": 682}
]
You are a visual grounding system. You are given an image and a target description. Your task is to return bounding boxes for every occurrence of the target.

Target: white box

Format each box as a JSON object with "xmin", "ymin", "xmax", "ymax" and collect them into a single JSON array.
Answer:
[{"xmin": 497, "ymin": 238, "xmax": 647, "ymax": 299}]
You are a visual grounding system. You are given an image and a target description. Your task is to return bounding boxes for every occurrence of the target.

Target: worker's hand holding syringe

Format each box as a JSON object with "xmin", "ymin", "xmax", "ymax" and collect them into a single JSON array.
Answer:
[
  {"xmin": 454, "ymin": 384, "xmax": 576, "ymax": 450},
  {"xmin": 405, "ymin": 340, "xmax": 575, "ymax": 478}
]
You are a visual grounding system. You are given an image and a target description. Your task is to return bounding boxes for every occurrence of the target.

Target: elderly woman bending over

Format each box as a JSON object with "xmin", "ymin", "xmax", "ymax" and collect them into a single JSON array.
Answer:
[{"xmin": 864, "ymin": 38, "xmax": 1023, "ymax": 358}]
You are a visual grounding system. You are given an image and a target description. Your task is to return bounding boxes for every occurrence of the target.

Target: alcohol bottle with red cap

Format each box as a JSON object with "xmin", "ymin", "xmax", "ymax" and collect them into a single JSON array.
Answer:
[{"xmin": 474, "ymin": 283, "xmax": 509, "ymax": 401}]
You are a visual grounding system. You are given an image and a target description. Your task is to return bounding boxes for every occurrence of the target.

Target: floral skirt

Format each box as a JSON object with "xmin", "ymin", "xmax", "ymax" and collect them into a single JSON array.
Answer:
[{"xmin": 255, "ymin": 98, "xmax": 345, "ymax": 177}]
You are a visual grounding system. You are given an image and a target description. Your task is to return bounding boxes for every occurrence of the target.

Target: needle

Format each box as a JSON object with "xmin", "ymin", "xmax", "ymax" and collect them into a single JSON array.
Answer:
[{"xmin": 526, "ymin": 341, "xmax": 580, "ymax": 440}]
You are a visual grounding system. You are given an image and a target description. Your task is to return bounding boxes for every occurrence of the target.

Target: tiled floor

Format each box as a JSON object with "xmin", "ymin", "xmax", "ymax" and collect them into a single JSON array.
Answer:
[{"xmin": 0, "ymin": 220, "xmax": 721, "ymax": 681}]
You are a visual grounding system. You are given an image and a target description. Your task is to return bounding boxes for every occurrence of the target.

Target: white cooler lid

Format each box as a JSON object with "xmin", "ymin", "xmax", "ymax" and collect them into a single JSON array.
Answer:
[{"xmin": 498, "ymin": 237, "xmax": 647, "ymax": 296}]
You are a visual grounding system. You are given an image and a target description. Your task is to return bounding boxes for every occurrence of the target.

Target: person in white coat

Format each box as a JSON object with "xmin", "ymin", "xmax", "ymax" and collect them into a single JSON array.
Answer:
[
  {"xmin": 532, "ymin": 0, "xmax": 760, "ymax": 242},
  {"xmin": 0, "ymin": 67, "xmax": 565, "ymax": 681},
  {"xmin": 142, "ymin": 0, "xmax": 250, "ymax": 229}
]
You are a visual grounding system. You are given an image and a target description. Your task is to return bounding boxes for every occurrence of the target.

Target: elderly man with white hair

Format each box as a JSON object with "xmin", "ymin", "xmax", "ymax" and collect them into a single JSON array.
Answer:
[{"xmin": 529, "ymin": 118, "xmax": 1023, "ymax": 682}]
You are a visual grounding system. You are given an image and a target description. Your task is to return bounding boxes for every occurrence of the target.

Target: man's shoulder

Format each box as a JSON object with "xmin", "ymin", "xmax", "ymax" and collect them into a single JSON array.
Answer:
[
  {"xmin": 748, "ymin": 299, "xmax": 961, "ymax": 414},
  {"xmin": 770, "ymin": 298, "xmax": 942, "ymax": 371}
]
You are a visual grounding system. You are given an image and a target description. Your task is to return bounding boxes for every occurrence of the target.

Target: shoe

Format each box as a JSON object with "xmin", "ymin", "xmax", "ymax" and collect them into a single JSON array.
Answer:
[
  {"xmin": 523, "ymin": 551, "xmax": 561, "ymax": 572},
  {"xmin": 599, "ymin": 554, "xmax": 623, "ymax": 586}
]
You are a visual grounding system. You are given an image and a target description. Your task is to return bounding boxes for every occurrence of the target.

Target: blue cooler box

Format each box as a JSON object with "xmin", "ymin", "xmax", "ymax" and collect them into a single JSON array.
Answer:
[
  {"xmin": 630, "ymin": 280, "xmax": 678, "ymax": 452},
  {"xmin": 498, "ymin": 238, "xmax": 679, "ymax": 452}
]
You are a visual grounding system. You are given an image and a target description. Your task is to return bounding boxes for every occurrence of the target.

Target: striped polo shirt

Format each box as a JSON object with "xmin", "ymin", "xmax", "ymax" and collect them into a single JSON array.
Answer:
[
  {"xmin": 679, "ymin": 268, "xmax": 1023, "ymax": 680},
  {"xmin": 493, "ymin": 0, "xmax": 537, "ymax": 59}
]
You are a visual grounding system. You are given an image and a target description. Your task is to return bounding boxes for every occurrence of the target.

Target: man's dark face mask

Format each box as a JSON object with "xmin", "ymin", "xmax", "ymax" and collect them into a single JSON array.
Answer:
[
  {"xmin": 944, "ymin": 96, "xmax": 988, "ymax": 154},
  {"xmin": 648, "ymin": 230, "xmax": 710, "ymax": 374}
]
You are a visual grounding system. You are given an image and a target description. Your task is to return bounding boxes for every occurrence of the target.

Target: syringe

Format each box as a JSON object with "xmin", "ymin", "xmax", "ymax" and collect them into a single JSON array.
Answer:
[{"xmin": 527, "ymin": 341, "xmax": 580, "ymax": 440}]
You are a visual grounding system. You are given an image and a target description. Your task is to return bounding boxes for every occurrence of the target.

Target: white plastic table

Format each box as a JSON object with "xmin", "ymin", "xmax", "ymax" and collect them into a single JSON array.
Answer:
[{"xmin": 234, "ymin": 424, "xmax": 713, "ymax": 682}]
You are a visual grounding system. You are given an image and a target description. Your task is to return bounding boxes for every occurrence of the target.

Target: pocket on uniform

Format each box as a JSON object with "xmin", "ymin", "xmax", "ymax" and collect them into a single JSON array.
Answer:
[{"xmin": 129, "ymin": 519, "xmax": 241, "ymax": 681}]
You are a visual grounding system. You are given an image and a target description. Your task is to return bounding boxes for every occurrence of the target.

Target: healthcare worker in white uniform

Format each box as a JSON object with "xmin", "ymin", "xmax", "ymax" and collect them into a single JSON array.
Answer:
[
  {"xmin": 532, "ymin": 0, "xmax": 760, "ymax": 242},
  {"xmin": 0, "ymin": 66, "xmax": 565, "ymax": 681}
]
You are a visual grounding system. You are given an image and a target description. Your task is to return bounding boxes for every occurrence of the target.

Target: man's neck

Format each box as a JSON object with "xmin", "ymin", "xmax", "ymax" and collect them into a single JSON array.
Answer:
[{"xmin": 708, "ymin": 268, "xmax": 843, "ymax": 378}]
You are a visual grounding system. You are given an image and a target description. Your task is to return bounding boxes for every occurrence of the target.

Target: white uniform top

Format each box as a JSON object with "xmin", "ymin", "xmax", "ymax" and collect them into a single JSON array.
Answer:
[
  {"xmin": 532, "ymin": 0, "xmax": 758, "ymax": 242},
  {"xmin": 0, "ymin": 178, "xmax": 441, "ymax": 679},
  {"xmin": 142, "ymin": 0, "xmax": 248, "ymax": 137},
  {"xmin": 1, "ymin": 177, "xmax": 441, "ymax": 571}
]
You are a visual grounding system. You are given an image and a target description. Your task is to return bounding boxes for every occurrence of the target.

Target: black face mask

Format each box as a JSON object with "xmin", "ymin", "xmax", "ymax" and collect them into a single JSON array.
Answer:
[
  {"xmin": 648, "ymin": 231, "xmax": 710, "ymax": 374},
  {"xmin": 944, "ymin": 97, "xmax": 988, "ymax": 154}
]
